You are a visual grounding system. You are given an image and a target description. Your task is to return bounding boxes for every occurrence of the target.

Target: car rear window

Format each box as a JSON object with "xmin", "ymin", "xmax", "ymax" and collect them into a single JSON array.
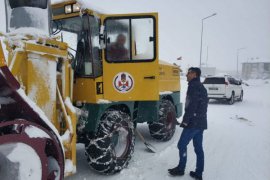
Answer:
[{"xmin": 203, "ymin": 77, "xmax": 225, "ymax": 84}]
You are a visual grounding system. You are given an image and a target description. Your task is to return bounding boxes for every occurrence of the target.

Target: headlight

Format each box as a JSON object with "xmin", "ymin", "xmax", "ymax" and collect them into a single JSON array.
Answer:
[
  {"xmin": 65, "ymin": 3, "xmax": 80, "ymax": 14},
  {"xmin": 72, "ymin": 3, "xmax": 81, "ymax": 13},
  {"xmin": 65, "ymin": 5, "xmax": 72, "ymax": 14}
]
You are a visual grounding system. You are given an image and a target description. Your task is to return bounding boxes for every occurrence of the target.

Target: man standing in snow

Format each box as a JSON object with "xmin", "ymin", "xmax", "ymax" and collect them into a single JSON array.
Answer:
[{"xmin": 168, "ymin": 67, "xmax": 208, "ymax": 180}]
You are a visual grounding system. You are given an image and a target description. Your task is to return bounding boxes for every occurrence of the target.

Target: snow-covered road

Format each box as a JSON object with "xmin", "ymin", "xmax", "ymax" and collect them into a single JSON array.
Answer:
[{"xmin": 67, "ymin": 79, "xmax": 270, "ymax": 180}]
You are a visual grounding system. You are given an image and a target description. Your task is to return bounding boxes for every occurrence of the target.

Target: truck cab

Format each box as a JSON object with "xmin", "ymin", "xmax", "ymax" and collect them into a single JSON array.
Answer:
[{"xmin": 52, "ymin": 0, "xmax": 182, "ymax": 175}]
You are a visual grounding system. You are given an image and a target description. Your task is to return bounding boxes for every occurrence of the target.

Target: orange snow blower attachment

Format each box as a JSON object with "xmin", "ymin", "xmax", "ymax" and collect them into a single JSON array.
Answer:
[
  {"xmin": 0, "ymin": 41, "xmax": 66, "ymax": 179},
  {"xmin": 0, "ymin": 36, "xmax": 77, "ymax": 180},
  {"xmin": 0, "ymin": 0, "xmax": 77, "ymax": 179}
]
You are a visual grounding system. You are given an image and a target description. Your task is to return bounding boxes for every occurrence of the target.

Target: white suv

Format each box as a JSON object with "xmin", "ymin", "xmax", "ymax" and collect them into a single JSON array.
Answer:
[{"xmin": 203, "ymin": 75, "xmax": 243, "ymax": 104}]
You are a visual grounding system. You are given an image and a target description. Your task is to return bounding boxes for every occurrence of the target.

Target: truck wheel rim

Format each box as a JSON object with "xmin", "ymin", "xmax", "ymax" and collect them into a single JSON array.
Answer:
[
  {"xmin": 112, "ymin": 126, "xmax": 130, "ymax": 158},
  {"xmin": 166, "ymin": 111, "xmax": 174, "ymax": 130}
]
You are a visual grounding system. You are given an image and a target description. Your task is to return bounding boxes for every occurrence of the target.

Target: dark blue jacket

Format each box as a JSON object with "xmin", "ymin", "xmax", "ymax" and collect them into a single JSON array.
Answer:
[{"xmin": 182, "ymin": 77, "xmax": 208, "ymax": 129}]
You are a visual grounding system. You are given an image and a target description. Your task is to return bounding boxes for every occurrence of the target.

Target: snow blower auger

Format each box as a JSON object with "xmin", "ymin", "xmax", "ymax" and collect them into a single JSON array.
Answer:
[{"xmin": 0, "ymin": 0, "xmax": 77, "ymax": 179}]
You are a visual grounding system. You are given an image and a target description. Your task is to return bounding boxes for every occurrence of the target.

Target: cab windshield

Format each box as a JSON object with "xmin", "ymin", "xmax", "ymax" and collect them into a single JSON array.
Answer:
[
  {"xmin": 5, "ymin": 0, "xmax": 50, "ymax": 34},
  {"xmin": 53, "ymin": 15, "xmax": 101, "ymax": 77}
]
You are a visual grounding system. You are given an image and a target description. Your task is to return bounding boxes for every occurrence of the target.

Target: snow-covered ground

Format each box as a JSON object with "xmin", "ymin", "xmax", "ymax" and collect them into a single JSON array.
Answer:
[{"xmin": 66, "ymin": 78, "xmax": 270, "ymax": 180}]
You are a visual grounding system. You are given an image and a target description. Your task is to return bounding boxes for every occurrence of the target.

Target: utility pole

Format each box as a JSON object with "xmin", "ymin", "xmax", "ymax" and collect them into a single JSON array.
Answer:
[
  {"xmin": 199, "ymin": 13, "xmax": 217, "ymax": 68},
  {"xmin": 206, "ymin": 46, "xmax": 209, "ymax": 67}
]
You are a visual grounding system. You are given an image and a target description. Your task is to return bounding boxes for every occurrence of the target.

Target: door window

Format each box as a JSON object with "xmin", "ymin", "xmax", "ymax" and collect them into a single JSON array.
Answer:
[
  {"xmin": 105, "ymin": 16, "xmax": 156, "ymax": 62},
  {"xmin": 228, "ymin": 77, "xmax": 234, "ymax": 85},
  {"xmin": 106, "ymin": 19, "xmax": 131, "ymax": 61},
  {"xmin": 228, "ymin": 78, "xmax": 239, "ymax": 85}
]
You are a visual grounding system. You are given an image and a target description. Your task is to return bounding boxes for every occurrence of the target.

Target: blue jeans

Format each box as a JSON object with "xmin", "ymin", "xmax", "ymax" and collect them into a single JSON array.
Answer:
[{"xmin": 177, "ymin": 128, "xmax": 204, "ymax": 175}]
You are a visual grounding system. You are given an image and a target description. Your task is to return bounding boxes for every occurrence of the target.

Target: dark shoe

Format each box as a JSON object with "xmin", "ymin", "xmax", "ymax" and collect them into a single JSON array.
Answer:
[
  {"xmin": 168, "ymin": 167, "xmax": 184, "ymax": 176},
  {"xmin": 190, "ymin": 171, "xmax": 203, "ymax": 180},
  {"xmin": 168, "ymin": 166, "xmax": 178, "ymax": 172}
]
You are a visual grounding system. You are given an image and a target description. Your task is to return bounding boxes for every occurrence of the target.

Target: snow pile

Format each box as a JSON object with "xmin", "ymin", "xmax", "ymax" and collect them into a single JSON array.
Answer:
[
  {"xmin": 5, "ymin": 34, "xmax": 25, "ymax": 52},
  {"xmin": 51, "ymin": 0, "xmax": 107, "ymax": 14},
  {"xmin": 3, "ymin": 28, "xmax": 52, "ymax": 69},
  {"xmin": 65, "ymin": 159, "xmax": 77, "ymax": 174},
  {"xmin": 65, "ymin": 97, "xmax": 76, "ymax": 114},
  {"xmin": 64, "ymin": 97, "xmax": 77, "ymax": 135},
  {"xmin": 5, "ymin": 30, "xmax": 49, "ymax": 55},
  {"xmin": 6, "ymin": 5, "xmax": 49, "ymax": 35},
  {"xmin": 97, "ymin": 99, "xmax": 112, "ymax": 104},
  {"xmin": 245, "ymin": 79, "xmax": 269, "ymax": 86},
  {"xmin": 8, "ymin": 27, "xmax": 48, "ymax": 37},
  {"xmin": 65, "ymin": 115, "xmax": 74, "ymax": 135},
  {"xmin": 159, "ymin": 91, "xmax": 173, "ymax": 95},
  {"xmin": 0, "ymin": 143, "xmax": 42, "ymax": 180},
  {"xmin": 65, "ymin": 79, "xmax": 270, "ymax": 180},
  {"xmin": 25, "ymin": 125, "xmax": 51, "ymax": 139},
  {"xmin": 17, "ymin": 88, "xmax": 64, "ymax": 154},
  {"xmin": 28, "ymin": 53, "xmax": 57, "ymax": 121},
  {"xmin": 61, "ymin": 129, "xmax": 71, "ymax": 143}
]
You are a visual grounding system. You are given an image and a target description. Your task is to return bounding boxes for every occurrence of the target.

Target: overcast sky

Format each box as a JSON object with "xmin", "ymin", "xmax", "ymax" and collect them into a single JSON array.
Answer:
[
  {"xmin": 1, "ymin": 0, "xmax": 270, "ymax": 71},
  {"xmin": 82, "ymin": 0, "xmax": 270, "ymax": 71}
]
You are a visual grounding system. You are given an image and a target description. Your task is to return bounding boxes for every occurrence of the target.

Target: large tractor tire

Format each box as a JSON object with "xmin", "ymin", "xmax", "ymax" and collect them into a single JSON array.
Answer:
[
  {"xmin": 149, "ymin": 99, "xmax": 177, "ymax": 141},
  {"xmin": 85, "ymin": 110, "xmax": 135, "ymax": 174}
]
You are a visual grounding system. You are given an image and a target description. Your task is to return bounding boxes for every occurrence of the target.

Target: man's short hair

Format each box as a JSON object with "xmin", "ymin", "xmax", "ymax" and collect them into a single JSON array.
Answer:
[{"xmin": 188, "ymin": 67, "xmax": 201, "ymax": 77}]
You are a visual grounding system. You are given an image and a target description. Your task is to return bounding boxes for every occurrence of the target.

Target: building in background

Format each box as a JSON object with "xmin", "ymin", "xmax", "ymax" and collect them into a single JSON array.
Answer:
[{"xmin": 242, "ymin": 61, "xmax": 270, "ymax": 80}]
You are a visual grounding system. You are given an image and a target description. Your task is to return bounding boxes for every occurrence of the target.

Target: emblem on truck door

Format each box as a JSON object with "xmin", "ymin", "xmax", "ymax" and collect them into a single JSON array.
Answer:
[{"xmin": 113, "ymin": 72, "xmax": 134, "ymax": 93}]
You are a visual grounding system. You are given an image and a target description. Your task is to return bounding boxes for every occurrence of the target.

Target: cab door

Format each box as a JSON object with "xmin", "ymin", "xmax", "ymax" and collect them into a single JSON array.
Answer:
[{"xmin": 101, "ymin": 13, "xmax": 159, "ymax": 101}]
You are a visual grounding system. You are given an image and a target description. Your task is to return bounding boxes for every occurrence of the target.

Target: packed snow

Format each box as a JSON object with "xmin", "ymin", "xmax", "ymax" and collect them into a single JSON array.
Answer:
[
  {"xmin": 17, "ymin": 88, "xmax": 65, "ymax": 154},
  {"xmin": 52, "ymin": 0, "xmax": 106, "ymax": 14},
  {"xmin": 65, "ymin": 78, "xmax": 270, "ymax": 180},
  {"xmin": 0, "ymin": 143, "xmax": 42, "ymax": 180},
  {"xmin": 159, "ymin": 91, "xmax": 173, "ymax": 95},
  {"xmin": 25, "ymin": 125, "xmax": 51, "ymax": 139},
  {"xmin": 0, "ymin": 1, "xmax": 269, "ymax": 180},
  {"xmin": 61, "ymin": 130, "xmax": 71, "ymax": 143},
  {"xmin": 97, "ymin": 99, "xmax": 112, "ymax": 104},
  {"xmin": 65, "ymin": 159, "xmax": 77, "ymax": 174},
  {"xmin": 65, "ymin": 97, "xmax": 76, "ymax": 114},
  {"xmin": 6, "ymin": 5, "xmax": 50, "ymax": 35},
  {"xmin": 28, "ymin": 53, "xmax": 57, "ymax": 122}
]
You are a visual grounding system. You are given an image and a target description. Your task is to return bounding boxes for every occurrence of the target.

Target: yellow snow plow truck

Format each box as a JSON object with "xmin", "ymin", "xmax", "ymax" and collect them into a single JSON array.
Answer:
[{"xmin": 0, "ymin": 0, "xmax": 182, "ymax": 179}]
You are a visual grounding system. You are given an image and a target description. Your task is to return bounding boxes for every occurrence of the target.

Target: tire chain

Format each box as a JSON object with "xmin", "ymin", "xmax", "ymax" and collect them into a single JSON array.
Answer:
[
  {"xmin": 85, "ymin": 110, "xmax": 135, "ymax": 174},
  {"xmin": 149, "ymin": 100, "xmax": 176, "ymax": 141}
]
